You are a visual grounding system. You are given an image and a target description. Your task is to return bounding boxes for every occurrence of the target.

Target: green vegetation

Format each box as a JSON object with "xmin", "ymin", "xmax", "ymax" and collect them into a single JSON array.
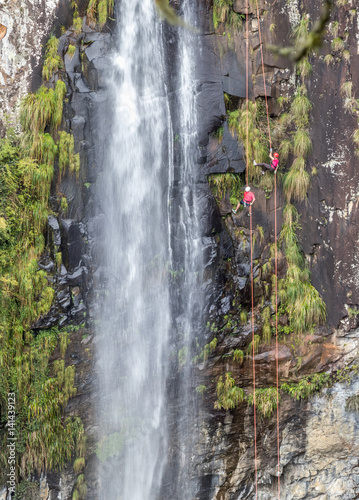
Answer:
[
  {"xmin": 212, "ymin": 0, "xmax": 243, "ymax": 31},
  {"xmin": 42, "ymin": 36, "xmax": 62, "ymax": 81},
  {"xmin": 193, "ymin": 337, "xmax": 217, "ymax": 364},
  {"xmin": 246, "ymin": 334, "xmax": 260, "ymax": 356},
  {"xmin": 87, "ymin": 0, "xmax": 114, "ymax": 28},
  {"xmin": 293, "ymin": 129, "xmax": 312, "ymax": 158},
  {"xmin": 228, "ymin": 100, "xmax": 271, "ymax": 186},
  {"xmin": 232, "ymin": 349, "xmax": 244, "ymax": 363},
  {"xmin": 283, "ymin": 157, "xmax": 310, "ymax": 202},
  {"xmin": 208, "ymin": 172, "xmax": 242, "ymax": 203},
  {"xmin": 248, "ymin": 388, "xmax": 279, "ymax": 418},
  {"xmin": 0, "ymin": 27, "xmax": 85, "ymax": 485},
  {"xmin": 67, "ymin": 44, "xmax": 77, "ymax": 59},
  {"xmin": 59, "ymin": 131, "xmax": 81, "ymax": 178},
  {"xmin": 214, "ymin": 372, "xmax": 245, "ymax": 410},
  {"xmin": 279, "ymin": 204, "xmax": 326, "ymax": 333},
  {"xmin": 290, "ymin": 87, "xmax": 312, "ymax": 129},
  {"xmin": 324, "ymin": 53, "xmax": 334, "ymax": 66},
  {"xmin": 73, "ymin": 473, "xmax": 87, "ymax": 500},
  {"xmin": 14, "ymin": 480, "xmax": 40, "ymax": 500},
  {"xmin": 332, "ymin": 37, "xmax": 344, "ymax": 52},
  {"xmin": 343, "ymin": 49, "xmax": 350, "ymax": 62},
  {"xmin": 281, "ymin": 372, "xmax": 332, "ymax": 399},
  {"xmin": 195, "ymin": 384, "xmax": 208, "ymax": 394}
]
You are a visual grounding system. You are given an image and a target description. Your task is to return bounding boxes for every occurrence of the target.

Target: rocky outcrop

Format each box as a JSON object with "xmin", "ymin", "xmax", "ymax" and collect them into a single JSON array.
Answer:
[{"xmin": 0, "ymin": 0, "xmax": 62, "ymax": 132}]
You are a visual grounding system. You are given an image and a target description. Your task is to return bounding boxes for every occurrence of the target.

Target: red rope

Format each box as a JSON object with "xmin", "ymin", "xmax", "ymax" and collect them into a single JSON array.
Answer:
[
  {"xmin": 255, "ymin": 1, "xmax": 280, "ymax": 496},
  {"xmin": 245, "ymin": 0, "xmax": 258, "ymax": 497}
]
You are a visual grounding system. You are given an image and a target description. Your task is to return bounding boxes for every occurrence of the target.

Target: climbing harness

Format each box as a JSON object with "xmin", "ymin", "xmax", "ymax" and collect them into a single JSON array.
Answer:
[{"xmin": 254, "ymin": 0, "xmax": 281, "ymax": 496}]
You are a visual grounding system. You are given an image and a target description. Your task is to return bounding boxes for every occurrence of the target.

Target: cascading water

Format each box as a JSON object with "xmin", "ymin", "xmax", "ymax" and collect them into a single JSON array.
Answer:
[{"xmin": 96, "ymin": 0, "xmax": 202, "ymax": 498}]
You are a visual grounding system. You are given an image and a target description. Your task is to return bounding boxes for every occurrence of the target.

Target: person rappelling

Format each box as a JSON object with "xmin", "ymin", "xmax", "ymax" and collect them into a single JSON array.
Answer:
[
  {"xmin": 253, "ymin": 149, "xmax": 279, "ymax": 174},
  {"xmin": 232, "ymin": 186, "xmax": 255, "ymax": 215}
]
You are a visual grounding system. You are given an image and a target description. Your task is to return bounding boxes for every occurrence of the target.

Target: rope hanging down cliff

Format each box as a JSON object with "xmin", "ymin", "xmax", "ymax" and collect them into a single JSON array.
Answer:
[
  {"xmin": 254, "ymin": 0, "xmax": 281, "ymax": 496},
  {"xmin": 245, "ymin": 1, "xmax": 258, "ymax": 497}
]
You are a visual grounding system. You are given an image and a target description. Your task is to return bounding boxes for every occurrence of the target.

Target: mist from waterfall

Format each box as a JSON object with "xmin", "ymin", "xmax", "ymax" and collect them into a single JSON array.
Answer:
[{"xmin": 95, "ymin": 0, "xmax": 202, "ymax": 498}]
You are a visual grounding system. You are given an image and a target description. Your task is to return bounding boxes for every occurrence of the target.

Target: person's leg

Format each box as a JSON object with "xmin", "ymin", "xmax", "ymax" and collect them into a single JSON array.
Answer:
[{"xmin": 256, "ymin": 162, "xmax": 273, "ymax": 170}]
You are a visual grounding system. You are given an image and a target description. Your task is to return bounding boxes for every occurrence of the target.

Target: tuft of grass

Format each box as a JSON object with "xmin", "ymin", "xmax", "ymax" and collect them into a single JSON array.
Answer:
[
  {"xmin": 290, "ymin": 88, "xmax": 312, "ymax": 128},
  {"xmin": 248, "ymin": 387, "xmax": 279, "ymax": 418},
  {"xmin": 73, "ymin": 457, "xmax": 85, "ymax": 473},
  {"xmin": 291, "ymin": 15, "xmax": 310, "ymax": 48},
  {"xmin": 283, "ymin": 157, "xmax": 310, "ymax": 202},
  {"xmin": 67, "ymin": 44, "xmax": 76, "ymax": 60},
  {"xmin": 331, "ymin": 20, "xmax": 339, "ymax": 38},
  {"xmin": 332, "ymin": 37, "xmax": 344, "ymax": 52},
  {"xmin": 214, "ymin": 372, "xmax": 245, "ymax": 410},
  {"xmin": 247, "ymin": 334, "xmax": 261, "ymax": 356},
  {"xmin": 240, "ymin": 310, "xmax": 247, "ymax": 324},
  {"xmin": 208, "ymin": 172, "xmax": 241, "ymax": 202},
  {"xmin": 233, "ymin": 349, "xmax": 244, "ymax": 364},
  {"xmin": 349, "ymin": 9, "xmax": 356, "ymax": 22},
  {"xmin": 98, "ymin": 0, "xmax": 108, "ymax": 26},
  {"xmin": 42, "ymin": 36, "xmax": 62, "ymax": 81},
  {"xmin": 297, "ymin": 57, "xmax": 312, "ymax": 79},
  {"xmin": 293, "ymin": 129, "xmax": 312, "ymax": 157},
  {"xmin": 215, "ymin": 125, "xmax": 224, "ymax": 144},
  {"xmin": 352, "ymin": 129, "xmax": 359, "ymax": 146},
  {"xmin": 341, "ymin": 81, "xmax": 352, "ymax": 99},
  {"xmin": 279, "ymin": 139, "xmax": 292, "ymax": 162},
  {"xmin": 342, "ymin": 49, "xmax": 350, "ymax": 62},
  {"xmin": 262, "ymin": 322, "xmax": 271, "ymax": 344},
  {"xmin": 324, "ymin": 53, "xmax": 334, "ymax": 66}
]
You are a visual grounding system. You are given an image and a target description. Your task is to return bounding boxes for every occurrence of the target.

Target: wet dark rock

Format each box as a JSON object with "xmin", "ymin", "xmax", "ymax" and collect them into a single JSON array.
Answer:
[{"xmin": 206, "ymin": 123, "xmax": 245, "ymax": 175}]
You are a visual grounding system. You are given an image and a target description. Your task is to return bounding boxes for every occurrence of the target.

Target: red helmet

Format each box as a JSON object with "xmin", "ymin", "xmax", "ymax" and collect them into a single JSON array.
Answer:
[{"xmin": 273, "ymin": 152, "xmax": 279, "ymax": 158}]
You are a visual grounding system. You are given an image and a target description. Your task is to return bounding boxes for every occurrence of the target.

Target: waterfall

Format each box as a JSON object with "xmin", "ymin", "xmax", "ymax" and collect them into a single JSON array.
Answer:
[{"xmin": 95, "ymin": 0, "xmax": 202, "ymax": 498}]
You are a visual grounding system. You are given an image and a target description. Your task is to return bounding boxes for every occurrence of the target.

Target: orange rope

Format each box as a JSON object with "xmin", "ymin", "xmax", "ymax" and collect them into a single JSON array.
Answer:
[
  {"xmin": 255, "ymin": 1, "xmax": 280, "ymax": 496},
  {"xmin": 245, "ymin": 0, "xmax": 258, "ymax": 497}
]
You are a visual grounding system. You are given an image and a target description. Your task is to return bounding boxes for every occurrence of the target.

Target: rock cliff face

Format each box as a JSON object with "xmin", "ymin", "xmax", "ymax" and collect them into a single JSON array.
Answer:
[
  {"xmin": 3, "ymin": 0, "xmax": 359, "ymax": 498},
  {"xmin": 0, "ymin": 0, "xmax": 68, "ymax": 132}
]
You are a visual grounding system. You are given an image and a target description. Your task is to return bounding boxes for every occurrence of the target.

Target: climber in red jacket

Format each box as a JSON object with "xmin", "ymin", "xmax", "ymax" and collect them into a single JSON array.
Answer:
[
  {"xmin": 232, "ymin": 186, "xmax": 255, "ymax": 214},
  {"xmin": 254, "ymin": 149, "xmax": 279, "ymax": 173}
]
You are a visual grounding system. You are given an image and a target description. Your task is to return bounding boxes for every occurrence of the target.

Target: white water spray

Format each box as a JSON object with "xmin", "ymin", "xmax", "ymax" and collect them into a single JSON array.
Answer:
[{"xmin": 96, "ymin": 0, "xmax": 202, "ymax": 498}]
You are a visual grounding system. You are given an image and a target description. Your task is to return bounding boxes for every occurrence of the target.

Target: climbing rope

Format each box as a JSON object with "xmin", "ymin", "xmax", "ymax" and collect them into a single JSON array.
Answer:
[
  {"xmin": 245, "ymin": 0, "xmax": 258, "ymax": 497},
  {"xmin": 254, "ymin": 0, "xmax": 281, "ymax": 496}
]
